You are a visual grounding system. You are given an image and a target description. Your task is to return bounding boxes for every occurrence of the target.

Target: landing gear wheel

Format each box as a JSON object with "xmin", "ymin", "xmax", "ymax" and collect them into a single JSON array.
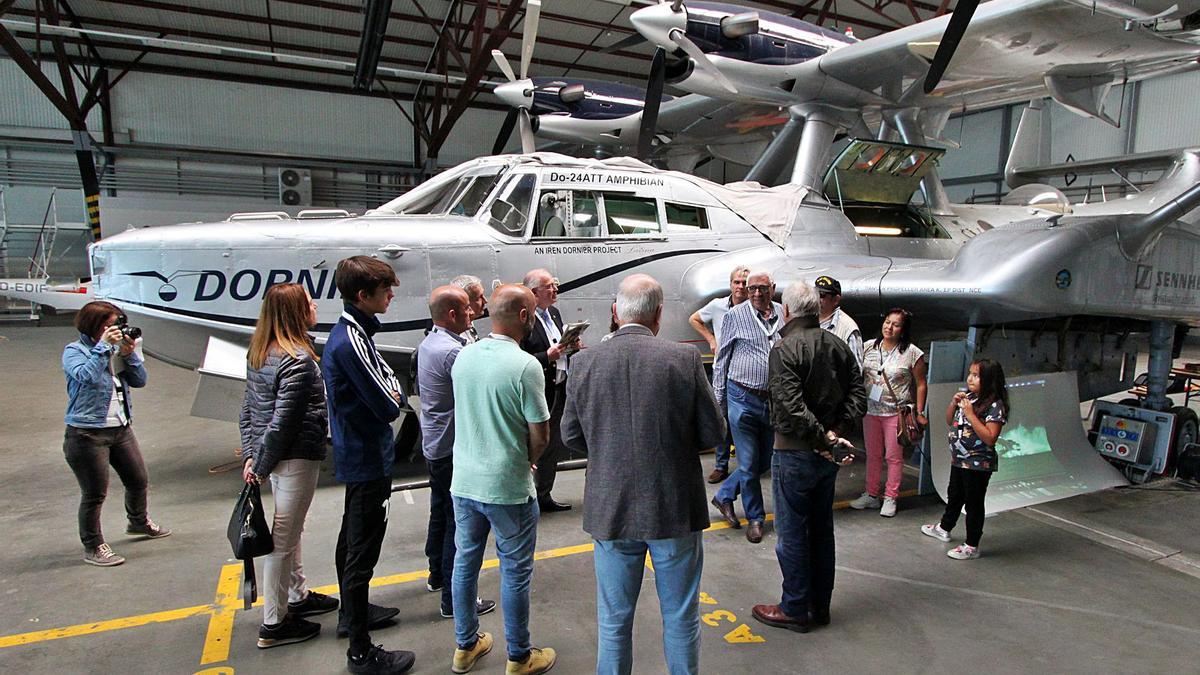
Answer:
[{"xmin": 1170, "ymin": 406, "xmax": 1199, "ymax": 470}]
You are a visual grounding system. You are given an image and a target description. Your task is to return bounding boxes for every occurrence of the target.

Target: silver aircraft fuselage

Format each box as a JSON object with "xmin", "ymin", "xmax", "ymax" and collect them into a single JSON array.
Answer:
[{"xmin": 88, "ymin": 153, "xmax": 1200, "ymax": 376}]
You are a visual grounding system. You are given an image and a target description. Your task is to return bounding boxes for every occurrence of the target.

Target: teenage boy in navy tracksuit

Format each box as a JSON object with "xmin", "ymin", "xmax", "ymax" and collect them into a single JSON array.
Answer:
[{"xmin": 324, "ymin": 255, "xmax": 415, "ymax": 675}]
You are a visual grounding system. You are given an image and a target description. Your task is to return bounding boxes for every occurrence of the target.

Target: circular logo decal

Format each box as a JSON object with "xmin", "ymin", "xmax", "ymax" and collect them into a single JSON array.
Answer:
[
  {"xmin": 158, "ymin": 283, "xmax": 178, "ymax": 301},
  {"xmin": 1055, "ymin": 269, "xmax": 1072, "ymax": 289}
]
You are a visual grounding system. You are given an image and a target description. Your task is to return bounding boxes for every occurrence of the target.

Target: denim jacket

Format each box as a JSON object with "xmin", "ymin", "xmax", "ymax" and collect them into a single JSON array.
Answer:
[{"xmin": 62, "ymin": 333, "xmax": 148, "ymax": 428}]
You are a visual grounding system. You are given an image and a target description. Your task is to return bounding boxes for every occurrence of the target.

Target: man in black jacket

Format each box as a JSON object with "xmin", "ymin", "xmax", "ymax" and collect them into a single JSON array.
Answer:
[
  {"xmin": 519, "ymin": 268, "xmax": 579, "ymax": 512},
  {"xmin": 752, "ymin": 280, "xmax": 867, "ymax": 634}
]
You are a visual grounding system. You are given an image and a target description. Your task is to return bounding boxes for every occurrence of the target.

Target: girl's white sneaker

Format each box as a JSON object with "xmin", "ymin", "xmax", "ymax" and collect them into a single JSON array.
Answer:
[
  {"xmin": 921, "ymin": 523, "xmax": 951, "ymax": 542},
  {"xmin": 947, "ymin": 543, "xmax": 980, "ymax": 560}
]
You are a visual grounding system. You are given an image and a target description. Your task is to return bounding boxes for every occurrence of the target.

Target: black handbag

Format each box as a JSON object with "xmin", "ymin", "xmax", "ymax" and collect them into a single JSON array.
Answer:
[{"xmin": 227, "ymin": 483, "xmax": 274, "ymax": 610}]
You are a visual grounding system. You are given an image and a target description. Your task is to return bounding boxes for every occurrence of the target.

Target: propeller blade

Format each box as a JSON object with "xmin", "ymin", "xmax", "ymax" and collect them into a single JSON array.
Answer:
[
  {"xmin": 669, "ymin": 29, "xmax": 737, "ymax": 95},
  {"xmin": 923, "ymin": 0, "xmax": 980, "ymax": 94},
  {"xmin": 638, "ymin": 48, "xmax": 666, "ymax": 159},
  {"xmin": 520, "ymin": 0, "xmax": 542, "ymax": 80},
  {"xmin": 493, "ymin": 108, "xmax": 519, "ymax": 155},
  {"xmin": 599, "ymin": 32, "xmax": 648, "ymax": 55},
  {"xmin": 518, "ymin": 107, "xmax": 537, "ymax": 154},
  {"xmin": 491, "ymin": 49, "xmax": 517, "ymax": 82}
]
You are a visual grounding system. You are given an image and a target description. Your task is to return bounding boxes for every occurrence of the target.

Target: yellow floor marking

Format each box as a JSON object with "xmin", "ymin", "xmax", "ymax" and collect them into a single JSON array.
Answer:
[
  {"xmin": 1, "ymin": 489, "xmax": 922, "ymax": 652},
  {"xmin": 199, "ymin": 563, "xmax": 242, "ymax": 666},
  {"xmin": 645, "ymin": 553, "xmax": 654, "ymax": 572},
  {"xmin": 0, "ymin": 604, "xmax": 211, "ymax": 649}
]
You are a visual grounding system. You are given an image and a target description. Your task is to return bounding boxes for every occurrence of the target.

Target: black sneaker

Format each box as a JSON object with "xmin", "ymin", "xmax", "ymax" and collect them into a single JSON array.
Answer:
[
  {"xmin": 347, "ymin": 644, "xmax": 416, "ymax": 674},
  {"xmin": 336, "ymin": 604, "xmax": 401, "ymax": 638},
  {"xmin": 288, "ymin": 590, "xmax": 340, "ymax": 618},
  {"xmin": 426, "ymin": 574, "xmax": 443, "ymax": 593},
  {"xmin": 440, "ymin": 597, "xmax": 497, "ymax": 619},
  {"xmin": 257, "ymin": 614, "xmax": 320, "ymax": 649}
]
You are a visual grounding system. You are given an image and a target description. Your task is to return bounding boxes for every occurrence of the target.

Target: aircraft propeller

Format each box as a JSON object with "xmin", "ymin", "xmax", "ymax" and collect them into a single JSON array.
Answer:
[
  {"xmin": 491, "ymin": 0, "xmax": 544, "ymax": 154},
  {"xmin": 923, "ymin": 0, "xmax": 981, "ymax": 93}
]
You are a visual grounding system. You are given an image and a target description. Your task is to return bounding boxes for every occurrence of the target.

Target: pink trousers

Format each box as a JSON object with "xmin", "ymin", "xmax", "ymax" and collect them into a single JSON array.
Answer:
[{"xmin": 863, "ymin": 414, "xmax": 903, "ymax": 499}]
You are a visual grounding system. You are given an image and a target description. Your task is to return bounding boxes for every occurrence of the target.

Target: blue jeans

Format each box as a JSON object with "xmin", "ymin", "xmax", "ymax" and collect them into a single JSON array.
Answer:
[
  {"xmin": 772, "ymin": 450, "xmax": 838, "ymax": 619},
  {"xmin": 593, "ymin": 533, "xmax": 703, "ymax": 675},
  {"xmin": 716, "ymin": 381, "xmax": 774, "ymax": 522},
  {"xmin": 714, "ymin": 421, "xmax": 734, "ymax": 473},
  {"xmin": 452, "ymin": 495, "xmax": 539, "ymax": 660}
]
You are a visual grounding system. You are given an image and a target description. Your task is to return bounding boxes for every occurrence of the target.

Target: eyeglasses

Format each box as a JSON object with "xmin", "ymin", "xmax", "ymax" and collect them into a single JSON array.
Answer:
[{"xmin": 747, "ymin": 284, "xmax": 772, "ymax": 294}]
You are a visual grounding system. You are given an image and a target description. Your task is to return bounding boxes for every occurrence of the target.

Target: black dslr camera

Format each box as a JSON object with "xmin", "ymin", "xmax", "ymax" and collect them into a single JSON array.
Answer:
[{"xmin": 115, "ymin": 314, "xmax": 142, "ymax": 341}]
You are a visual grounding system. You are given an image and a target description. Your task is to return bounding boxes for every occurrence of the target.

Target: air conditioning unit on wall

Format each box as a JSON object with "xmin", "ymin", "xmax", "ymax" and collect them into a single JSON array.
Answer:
[{"xmin": 278, "ymin": 167, "xmax": 312, "ymax": 206}]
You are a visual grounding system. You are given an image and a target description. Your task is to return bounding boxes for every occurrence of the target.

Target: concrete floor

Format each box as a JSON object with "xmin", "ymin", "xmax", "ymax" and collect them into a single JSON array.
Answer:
[{"xmin": 2, "ymin": 322, "xmax": 1199, "ymax": 674}]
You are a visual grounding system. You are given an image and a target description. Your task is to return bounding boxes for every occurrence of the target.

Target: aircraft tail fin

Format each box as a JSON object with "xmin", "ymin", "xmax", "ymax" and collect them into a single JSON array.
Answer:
[
  {"xmin": 1117, "ymin": 181, "xmax": 1200, "ymax": 260},
  {"xmin": 1005, "ymin": 99, "xmax": 1052, "ymax": 190}
]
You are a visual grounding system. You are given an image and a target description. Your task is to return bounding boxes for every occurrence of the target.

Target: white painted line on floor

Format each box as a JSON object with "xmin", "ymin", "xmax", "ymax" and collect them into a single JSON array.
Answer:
[
  {"xmin": 838, "ymin": 566, "xmax": 1200, "ymax": 637},
  {"xmin": 1020, "ymin": 506, "xmax": 1200, "ymax": 581}
]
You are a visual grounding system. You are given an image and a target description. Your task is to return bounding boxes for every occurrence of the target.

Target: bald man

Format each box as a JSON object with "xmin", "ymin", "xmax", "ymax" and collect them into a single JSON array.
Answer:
[
  {"xmin": 417, "ymin": 286, "xmax": 496, "ymax": 620},
  {"xmin": 447, "ymin": 284, "xmax": 556, "ymax": 675}
]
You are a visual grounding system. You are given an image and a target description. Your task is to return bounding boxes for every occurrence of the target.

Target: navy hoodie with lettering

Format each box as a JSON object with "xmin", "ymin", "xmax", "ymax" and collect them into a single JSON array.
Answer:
[{"xmin": 323, "ymin": 303, "xmax": 404, "ymax": 483}]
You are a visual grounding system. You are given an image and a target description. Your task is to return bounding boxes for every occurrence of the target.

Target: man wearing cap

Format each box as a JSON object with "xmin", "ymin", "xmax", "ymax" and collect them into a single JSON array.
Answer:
[{"xmin": 815, "ymin": 276, "xmax": 863, "ymax": 369}]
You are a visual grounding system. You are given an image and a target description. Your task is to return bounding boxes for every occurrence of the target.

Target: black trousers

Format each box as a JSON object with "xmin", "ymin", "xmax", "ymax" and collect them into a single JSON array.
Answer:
[
  {"xmin": 336, "ymin": 477, "xmax": 391, "ymax": 653},
  {"xmin": 424, "ymin": 455, "xmax": 455, "ymax": 610},
  {"xmin": 940, "ymin": 466, "xmax": 993, "ymax": 547},
  {"xmin": 63, "ymin": 425, "xmax": 149, "ymax": 550},
  {"xmin": 536, "ymin": 380, "xmax": 567, "ymax": 499}
]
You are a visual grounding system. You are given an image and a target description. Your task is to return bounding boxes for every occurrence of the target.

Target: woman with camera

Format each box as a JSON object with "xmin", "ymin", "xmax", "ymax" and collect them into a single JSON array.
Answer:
[
  {"xmin": 850, "ymin": 308, "xmax": 929, "ymax": 518},
  {"xmin": 62, "ymin": 301, "xmax": 171, "ymax": 567},
  {"xmin": 240, "ymin": 283, "xmax": 336, "ymax": 649}
]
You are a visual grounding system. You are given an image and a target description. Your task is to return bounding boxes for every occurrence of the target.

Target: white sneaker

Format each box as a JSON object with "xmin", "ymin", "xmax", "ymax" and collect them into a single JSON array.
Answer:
[
  {"xmin": 947, "ymin": 544, "xmax": 980, "ymax": 560},
  {"xmin": 849, "ymin": 493, "xmax": 882, "ymax": 510},
  {"xmin": 84, "ymin": 543, "xmax": 125, "ymax": 567},
  {"xmin": 921, "ymin": 523, "xmax": 951, "ymax": 542},
  {"xmin": 879, "ymin": 497, "xmax": 897, "ymax": 517}
]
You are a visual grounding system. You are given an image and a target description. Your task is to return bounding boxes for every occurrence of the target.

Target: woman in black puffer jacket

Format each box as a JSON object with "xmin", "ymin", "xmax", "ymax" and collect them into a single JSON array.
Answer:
[{"xmin": 239, "ymin": 282, "xmax": 337, "ymax": 649}]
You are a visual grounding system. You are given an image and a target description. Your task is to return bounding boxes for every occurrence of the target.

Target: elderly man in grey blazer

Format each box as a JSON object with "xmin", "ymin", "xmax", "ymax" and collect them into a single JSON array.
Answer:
[{"xmin": 562, "ymin": 273, "xmax": 725, "ymax": 675}]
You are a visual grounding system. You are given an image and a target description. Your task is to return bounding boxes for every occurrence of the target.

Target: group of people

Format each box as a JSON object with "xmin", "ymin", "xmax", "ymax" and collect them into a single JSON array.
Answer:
[{"xmin": 60, "ymin": 256, "xmax": 1010, "ymax": 675}]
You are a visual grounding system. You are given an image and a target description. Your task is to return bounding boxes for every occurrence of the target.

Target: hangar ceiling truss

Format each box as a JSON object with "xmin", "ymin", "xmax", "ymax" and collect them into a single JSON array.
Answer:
[{"xmin": 0, "ymin": 0, "xmax": 948, "ymax": 168}]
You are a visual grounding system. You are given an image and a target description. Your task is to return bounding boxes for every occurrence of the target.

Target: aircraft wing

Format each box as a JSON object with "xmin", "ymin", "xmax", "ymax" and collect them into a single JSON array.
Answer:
[
  {"xmin": 0, "ymin": 279, "xmax": 91, "ymax": 311},
  {"xmin": 813, "ymin": 0, "xmax": 1200, "ymax": 121}
]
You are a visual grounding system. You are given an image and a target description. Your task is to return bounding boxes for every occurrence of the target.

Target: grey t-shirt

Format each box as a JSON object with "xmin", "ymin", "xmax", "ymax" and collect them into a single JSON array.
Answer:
[{"xmin": 698, "ymin": 296, "xmax": 736, "ymax": 346}]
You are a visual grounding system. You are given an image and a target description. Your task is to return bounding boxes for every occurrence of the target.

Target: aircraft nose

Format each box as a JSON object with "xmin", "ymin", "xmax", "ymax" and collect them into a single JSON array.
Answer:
[
  {"xmin": 630, "ymin": 2, "xmax": 687, "ymax": 49},
  {"xmin": 494, "ymin": 80, "xmax": 534, "ymax": 109}
]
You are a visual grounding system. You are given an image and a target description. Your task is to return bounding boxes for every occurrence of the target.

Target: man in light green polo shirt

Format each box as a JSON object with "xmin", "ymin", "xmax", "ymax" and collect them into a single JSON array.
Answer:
[{"xmin": 447, "ymin": 283, "xmax": 556, "ymax": 675}]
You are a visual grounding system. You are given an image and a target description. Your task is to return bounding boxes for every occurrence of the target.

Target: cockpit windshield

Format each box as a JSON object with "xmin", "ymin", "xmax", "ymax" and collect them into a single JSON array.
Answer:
[{"xmin": 378, "ymin": 165, "xmax": 507, "ymax": 216}]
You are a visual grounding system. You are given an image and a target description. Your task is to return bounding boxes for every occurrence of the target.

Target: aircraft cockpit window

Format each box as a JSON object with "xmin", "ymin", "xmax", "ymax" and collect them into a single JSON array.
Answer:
[
  {"xmin": 534, "ymin": 190, "xmax": 601, "ymax": 238},
  {"xmin": 385, "ymin": 166, "xmax": 507, "ymax": 216},
  {"xmin": 851, "ymin": 147, "xmax": 888, "ymax": 171},
  {"xmin": 448, "ymin": 168, "xmax": 505, "ymax": 217},
  {"xmin": 486, "ymin": 173, "xmax": 536, "ymax": 236},
  {"xmin": 664, "ymin": 202, "xmax": 709, "ymax": 232},
  {"xmin": 602, "ymin": 193, "xmax": 661, "ymax": 236}
]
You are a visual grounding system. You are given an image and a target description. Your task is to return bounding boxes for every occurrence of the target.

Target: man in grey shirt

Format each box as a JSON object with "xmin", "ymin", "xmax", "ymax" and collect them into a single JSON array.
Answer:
[
  {"xmin": 562, "ymin": 274, "xmax": 725, "ymax": 675},
  {"xmin": 416, "ymin": 285, "xmax": 495, "ymax": 619}
]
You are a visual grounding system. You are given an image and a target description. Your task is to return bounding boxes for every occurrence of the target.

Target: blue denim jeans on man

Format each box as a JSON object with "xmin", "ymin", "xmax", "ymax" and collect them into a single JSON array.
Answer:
[
  {"xmin": 593, "ymin": 533, "xmax": 703, "ymax": 675},
  {"xmin": 452, "ymin": 495, "xmax": 539, "ymax": 660},
  {"xmin": 715, "ymin": 380, "xmax": 774, "ymax": 522},
  {"xmin": 772, "ymin": 450, "xmax": 839, "ymax": 618}
]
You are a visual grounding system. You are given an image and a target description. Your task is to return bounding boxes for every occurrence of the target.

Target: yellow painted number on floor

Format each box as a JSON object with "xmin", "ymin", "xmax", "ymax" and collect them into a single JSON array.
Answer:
[
  {"xmin": 724, "ymin": 624, "xmax": 766, "ymax": 644},
  {"xmin": 701, "ymin": 609, "xmax": 736, "ymax": 627},
  {"xmin": 698, "ymin": 592, "xmax": 718, "ymax": 605},
  {"xmin": 194, "ymin": 668, "xmax": 234, "ymax": 675}
]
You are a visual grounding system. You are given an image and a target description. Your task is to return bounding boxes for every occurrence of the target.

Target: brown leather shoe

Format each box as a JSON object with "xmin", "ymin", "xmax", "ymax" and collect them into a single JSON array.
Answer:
[
  {"xmin": 710, "ymin": 497, "xmax": 741, "ymax": 529},
  {"xmin": 707, "ymin": 468, "xmax": 729, "ymax": 484},
  {"xmin": 746, "ymin": 520, "xmax": 764, "ymax": 543},
  {"xmin": 752, "ymin": 604, "xmax": 811, "ymax": 633}
]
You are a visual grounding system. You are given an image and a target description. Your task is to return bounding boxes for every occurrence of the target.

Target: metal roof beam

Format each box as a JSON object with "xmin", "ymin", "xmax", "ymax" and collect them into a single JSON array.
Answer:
[
  {"xmin": 15, "ymin": 40, "xmax": 511, "ymax": 112},
  {"xmin": 353, "ymin": 0, "xmax": 392, "ymax": 90}
]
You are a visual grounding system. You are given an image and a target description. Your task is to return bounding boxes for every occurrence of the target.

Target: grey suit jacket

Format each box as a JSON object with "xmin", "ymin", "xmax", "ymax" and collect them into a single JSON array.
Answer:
[{"xmin": 562, "ymin": 323, "xmax": 725, "ymax": 541}]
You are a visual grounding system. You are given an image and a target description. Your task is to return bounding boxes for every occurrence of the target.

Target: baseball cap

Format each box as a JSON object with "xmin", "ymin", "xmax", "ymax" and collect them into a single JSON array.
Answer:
[{"xmin": 815, "ymin": 275, "xmax": 841, "ymax": 295}]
